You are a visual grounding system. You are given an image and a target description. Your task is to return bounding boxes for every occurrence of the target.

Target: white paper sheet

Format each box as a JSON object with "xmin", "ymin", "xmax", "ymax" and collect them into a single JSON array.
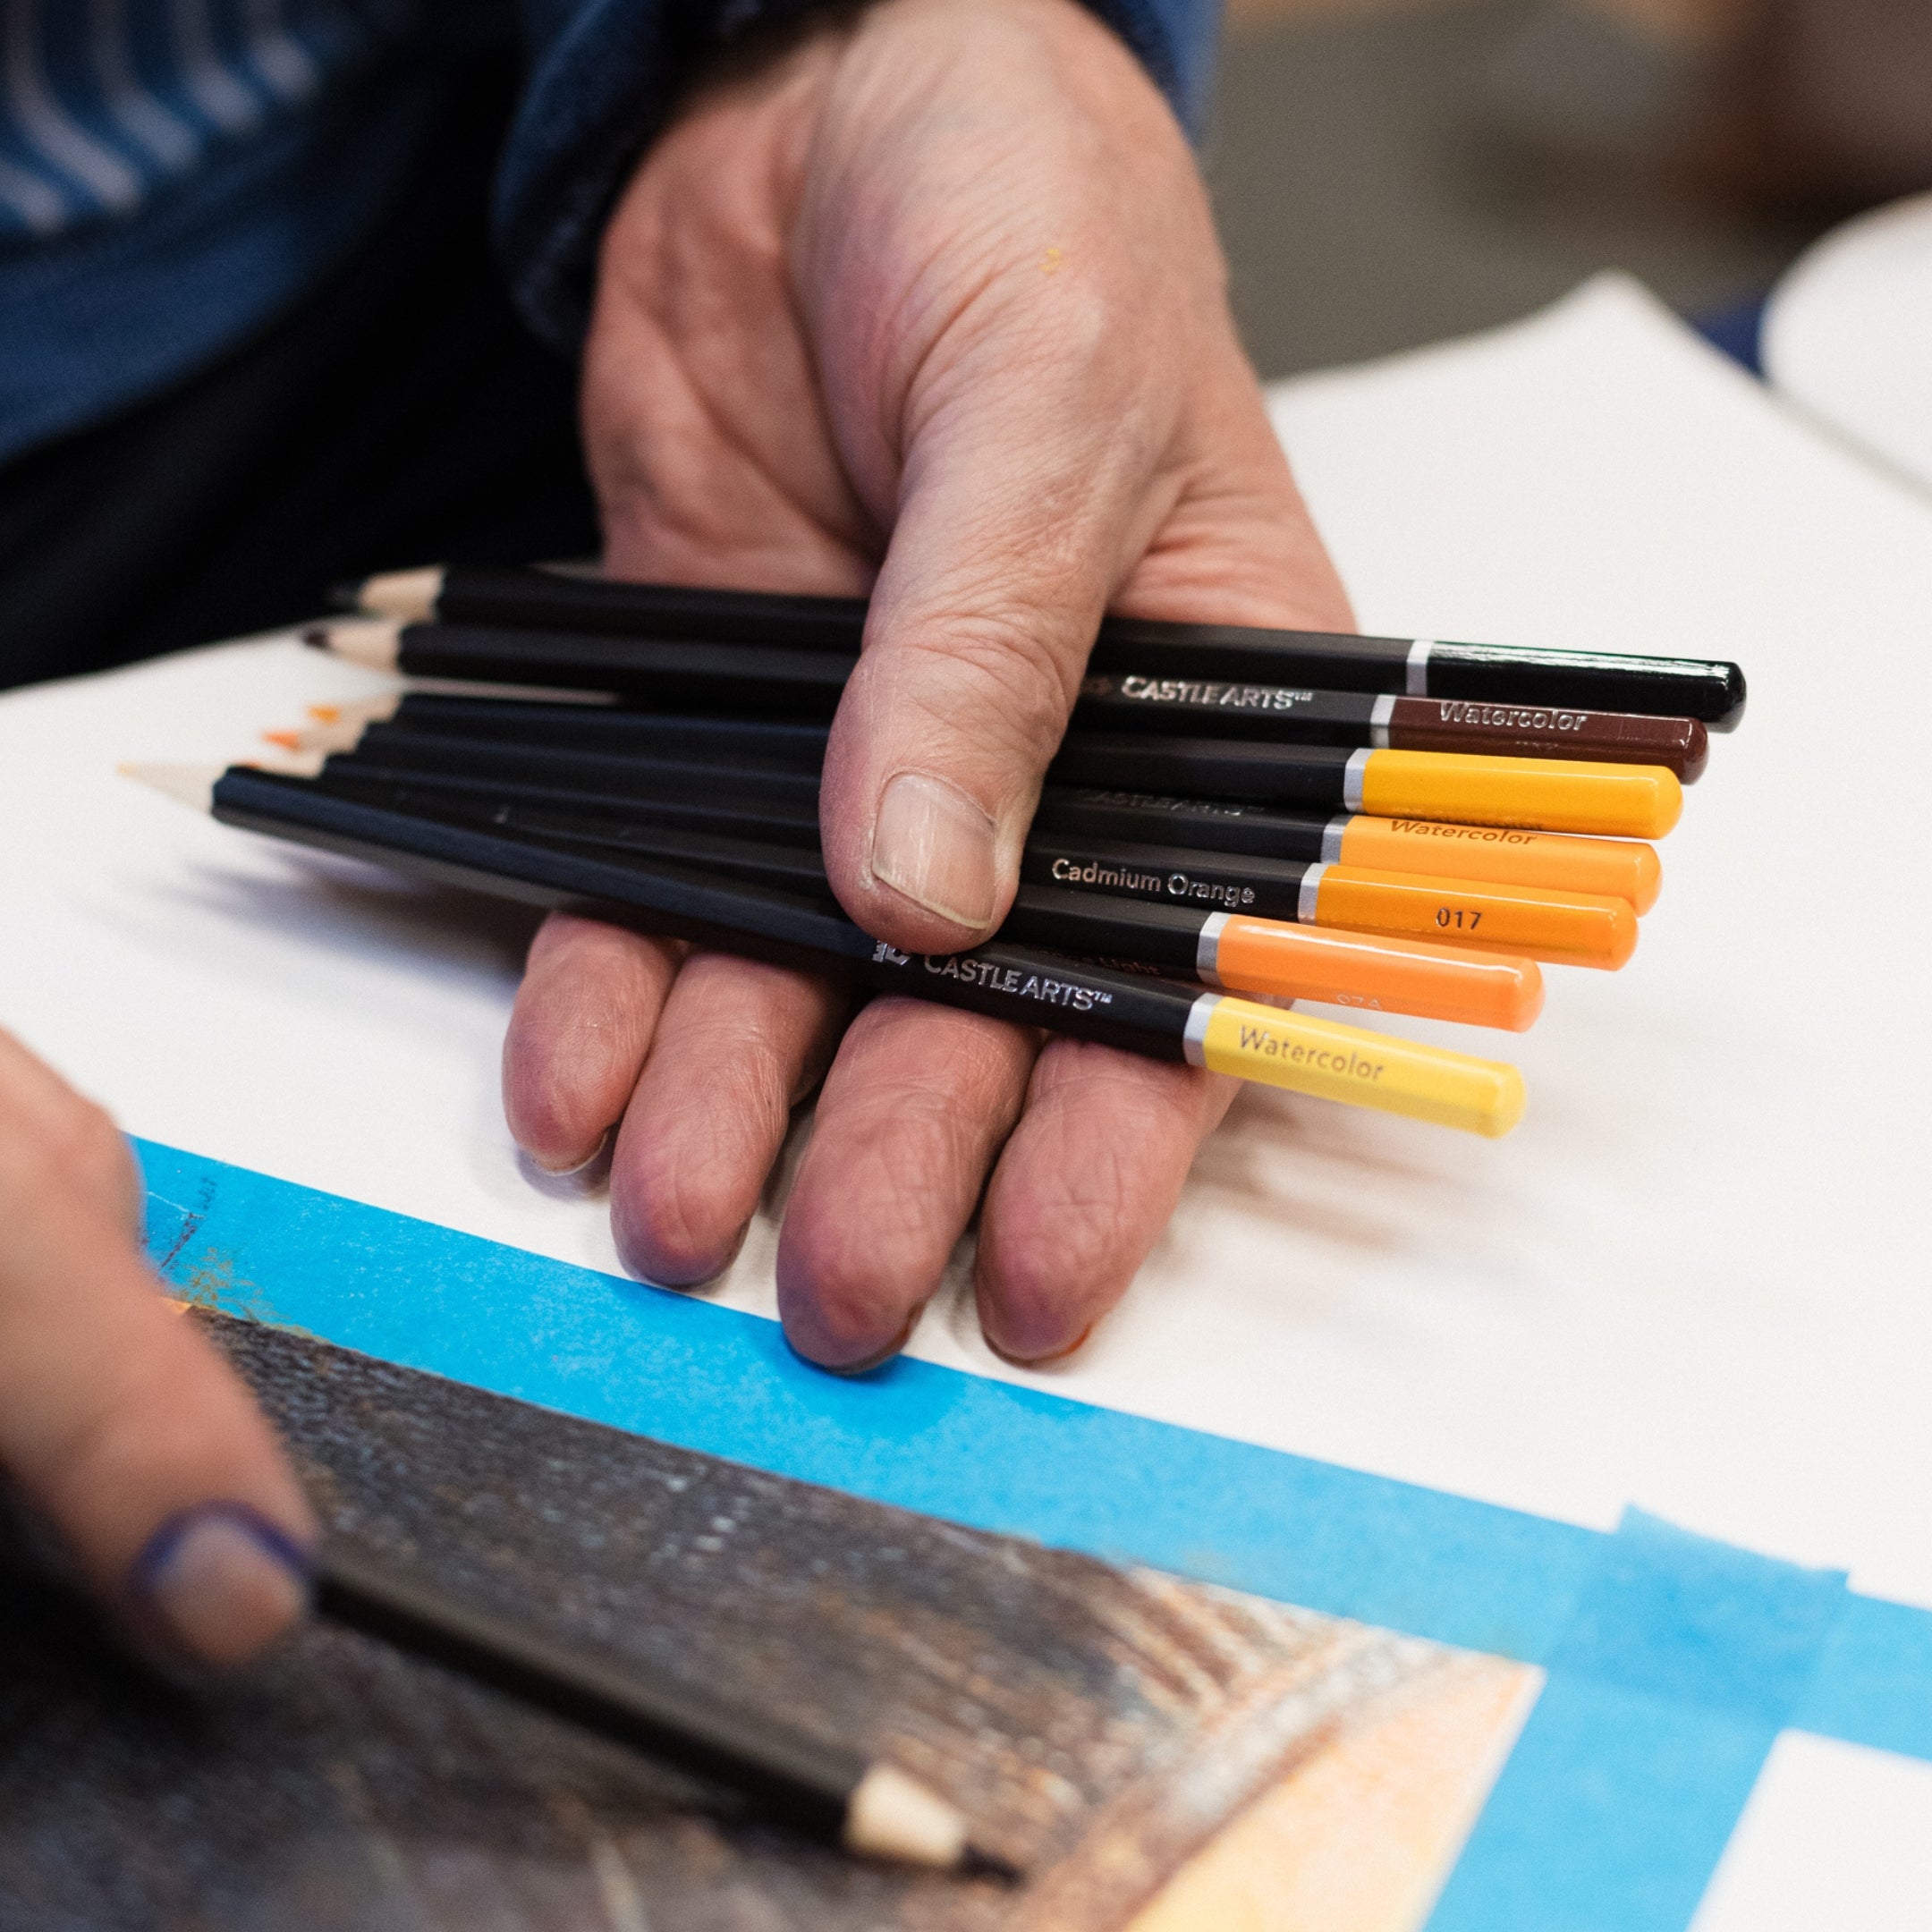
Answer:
[
  {"xmin": 5, "ymin": 275, "xmax": 1931, "ymax": 1612},
  {"xmin": 1690, "ymin": 1733, "xmax": 1932, "ymax": 1931},
  {"xmin": 1763, "ymin": 191, "xmax": 1932, "ymax": 499}
]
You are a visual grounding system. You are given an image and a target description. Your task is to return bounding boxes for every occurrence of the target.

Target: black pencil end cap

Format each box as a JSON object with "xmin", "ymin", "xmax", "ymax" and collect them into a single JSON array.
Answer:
[{"xmin": 1712, "ymin": 664, "xmax": 1748, "ymax": 733}]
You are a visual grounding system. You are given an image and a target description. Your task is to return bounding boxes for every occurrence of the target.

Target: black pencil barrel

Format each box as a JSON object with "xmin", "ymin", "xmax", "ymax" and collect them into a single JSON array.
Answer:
[
  {"xmin": 318, "ymin": 758, "xmax": 825, "ymax": 846},
  {"xmin": 214, "ymin": 771, "xmax": 1204, "ymax": 1057},
  {"xmin": 301, "ymin": 770, "xmax": 1239, "ymax": 980},
  {"xmin": 387, "ymin": 695, "xmax": 832, "ymax": 769},
  {"xmin": 349, "ymin": 728, "xmax": 822, "ymax": 811},
  {"xmin": 339, "ymin": 733, "xmax": 1343, "ymax": 870},
  {"xmin": 434, "ymin": 565, "xmax": 870, "ymax": 653},
  {"xmin": 397, "ymin": 624, "xmax": 852, "ymax": 714},
  {"xmin": 344, "ymin": 708, "xmax": 1368, "ymax": 814},
  {"xmin": 410, "ymin": 567, "xmax": 1746, "ymax": 727},
  {"xmin": 1033, "ymin": 790, "xmax": 1336, "ymax": 862},
  {"xmin": 303, "ymin": 767, "xmax": 1313, "ymax": 954},
  {"xmin": 316, "ymin": 1543, "xmax": 861, "ymax": 1831},
  {"xmin": 1049, "ymin": 733, "xmax": 1358, "ymax": 808}
]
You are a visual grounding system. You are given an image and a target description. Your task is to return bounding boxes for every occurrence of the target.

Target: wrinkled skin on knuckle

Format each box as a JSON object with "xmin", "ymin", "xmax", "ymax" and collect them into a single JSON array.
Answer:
[
  {"xmin": 798, "ymin": 0, "xmax": 1209, "ymax": 512},
  {"xmin": 891, "ymin": 617, "xmax": 1080, "ymax": 767},
  {"xmin": 583, "ymin": 26, "xmax": 880, "ymax": 589}
]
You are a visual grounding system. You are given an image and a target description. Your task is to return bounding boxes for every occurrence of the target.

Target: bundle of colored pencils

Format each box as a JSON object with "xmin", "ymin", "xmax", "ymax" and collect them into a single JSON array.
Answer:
[{"xmin": 133, "ymin": 565, "xmax": 1746, "ymax": 1139}]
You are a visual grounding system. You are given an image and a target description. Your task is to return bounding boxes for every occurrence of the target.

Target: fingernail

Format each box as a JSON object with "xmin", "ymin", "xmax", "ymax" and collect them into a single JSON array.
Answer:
[
  {"xmin": 986, "ymin": 1321, "xmax": 1095, "ymax": 1369},
  {"xmin": 869, "ymin": 773, "xmax": 999, "ymax": 928},
  {"xmin": 531, "ymin": 1129, "xmax": 612, "ymax": 1178},
  {"xmin": 128, "ymin": 1503, "xmax": 313, "ymax": 1668}
]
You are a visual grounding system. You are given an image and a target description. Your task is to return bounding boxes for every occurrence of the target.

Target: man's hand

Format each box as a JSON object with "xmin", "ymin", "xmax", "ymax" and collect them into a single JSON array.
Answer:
[
  {"xmin": 0, "ymin": 1030, "xmax": 313, "ymax": 1664},
  {"xmin": 504, "ymin": 0, "xmax": 1352, "ymax": 1367}
]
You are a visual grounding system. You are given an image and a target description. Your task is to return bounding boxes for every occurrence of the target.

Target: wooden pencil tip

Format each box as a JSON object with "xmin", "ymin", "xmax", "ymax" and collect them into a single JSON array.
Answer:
[
  {"xmin": 356, "ymin": 564, "xmax": 444, "ymax": 623},
  {"xmin": 117, "ymin": 762, "xmax": 222, "ymax": 814},
  {"xmin": 843, "ymin": 1764, "xmax": 974, "ymax": 1871},
  {"xmin": 306, "ymin": 617, "xmax": 403, "ymax": 674},
  {"xmin": 296, "ymin": 694, "xmax": 401, "ymax": 743}
]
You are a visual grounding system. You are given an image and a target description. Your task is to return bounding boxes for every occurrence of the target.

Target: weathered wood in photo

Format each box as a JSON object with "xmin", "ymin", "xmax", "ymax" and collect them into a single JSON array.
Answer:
[{"xmin": 0, "ymin": 1316, "xmax": 1521, "ymax": 1930}]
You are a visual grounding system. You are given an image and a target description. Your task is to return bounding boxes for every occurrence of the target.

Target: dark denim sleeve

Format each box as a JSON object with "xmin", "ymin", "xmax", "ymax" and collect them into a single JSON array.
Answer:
[{"xmin": 497, "ymin": 0, "xmax": 1222, "ymax": 351}]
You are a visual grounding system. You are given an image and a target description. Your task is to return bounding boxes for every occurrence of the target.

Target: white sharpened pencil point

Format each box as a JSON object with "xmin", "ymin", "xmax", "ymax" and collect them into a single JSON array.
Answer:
[
  {"xmin": 117, "ymin": 762, "xmax": 223, "ymax": 814},
  {"xmin": 843, "ymin": 1764, "xmax": 971, "ymax": 1869},
  {"xmin": 305, "ymin": 616, "xmax": 403, "ymax": 672},
  {"xmin": 266, "ymin": 718, "xmax": 363, "ymax": 753},
  {"xmin": 356, "ymin": 564, "xmax": 444, "ymax": 622}
]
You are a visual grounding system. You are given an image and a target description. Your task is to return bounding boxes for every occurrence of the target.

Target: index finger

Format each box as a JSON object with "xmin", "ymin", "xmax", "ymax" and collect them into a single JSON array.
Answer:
[{"xmin": 0, "ymin": 1053, "xmax": 314, "ymax": 1665}]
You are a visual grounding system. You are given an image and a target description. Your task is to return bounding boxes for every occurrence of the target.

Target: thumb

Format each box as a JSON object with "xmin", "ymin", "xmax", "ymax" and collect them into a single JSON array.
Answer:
[
  {"xmin": 816, "ymin": 346, "xmax": 1354, "ymax": 953},
  {"xmin": 818, "ymin": 419, "xmax": 1142, "ymax": 952}
]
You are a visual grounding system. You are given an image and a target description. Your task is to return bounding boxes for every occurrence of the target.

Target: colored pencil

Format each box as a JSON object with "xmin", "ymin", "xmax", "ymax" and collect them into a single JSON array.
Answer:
[
  {"xmin": 312, "ymin": 729, "xmax": 822, "ymax": 821},
  {"xmin": 346, "ymin": 564, "xmax": 1748, "ymax": 728},
  {"xmin": 315, "ymin": 1539, "xmax": 986, "ymax": 1871},
  {"xmin": 287, "ymin": 770, "xmax": 1549, "ymax": 1022},
  {"xmin": 1073, "ymin": 675, "xmax": 1706, "ymax": 778},
  {"xmin": 1032, "ymin": 789, "xmax": 1661, "ymax": 912},
  {"xmin": 123, "ymin": 764, "xmax": 1529, "ymax": 1135},
  {"xmin": 309, "ymin": 619, "xmax": 1707, "ymax": 775},
  {"xmin": 304, "ymin": 631, "xmax": 1682, "ymax": 839},
  {"xmin": 1047, "ymin": 735, "xmax": 1681, "ymax": 838},
  {"xmin": 283, "ymin": 700, "xmax": 1664, "ymax": 910},
  {"xmin": 306, "ymin": 757, "xmax": 1623, "ymax": 975},
  {"xmin": 284, "ymin": 692, "xmax": 827, "ymax": 770}
]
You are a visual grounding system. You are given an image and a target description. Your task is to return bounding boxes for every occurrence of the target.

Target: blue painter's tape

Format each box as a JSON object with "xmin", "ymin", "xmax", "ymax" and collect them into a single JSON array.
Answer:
[
  {"xmin": 136, "ymin": 1137, "xmax": 1932, "ymax": 1932},
  {"xmin": 1426, "ymin": 1680, "xmax": 1778, "ymax": 1932},
  {"xmin": 1797, "ymin": 1592, "xmax": 1932, "ymax": 1760},
  {"xmin": 134, "ymin": 1138, "xmax": 1596, "ymax": 1661},
  {"xmin": 1546, "ymin": 1509, "xmax": 1850, "ymax": 1726},
  {"xmin": 1425, "ymin": 1510, "xmax": 1850, "ymax": 1932}
]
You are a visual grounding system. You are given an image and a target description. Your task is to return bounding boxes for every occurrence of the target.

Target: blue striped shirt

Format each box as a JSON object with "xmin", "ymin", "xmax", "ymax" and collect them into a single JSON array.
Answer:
[{"xmin": 0, "ymin": 0, "xmax": 1218, "ymax": 466}]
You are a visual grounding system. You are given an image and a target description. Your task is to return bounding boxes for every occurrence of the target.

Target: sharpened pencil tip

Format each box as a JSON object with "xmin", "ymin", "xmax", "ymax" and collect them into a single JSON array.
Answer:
[
  {"xmin": 118, "ymin": 762, "xmax": 222, "ymax": 814},
  {"xmin": 356, "ymin": 564, "xmax": 444, "ymax": 623},
  {"xmin": 305, "ymin": 616, "xmax": 404, "ymax": 673},
  {"xmin": 843, "ymin": 1763, "xmax": 977, "ymax": 1871}
]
